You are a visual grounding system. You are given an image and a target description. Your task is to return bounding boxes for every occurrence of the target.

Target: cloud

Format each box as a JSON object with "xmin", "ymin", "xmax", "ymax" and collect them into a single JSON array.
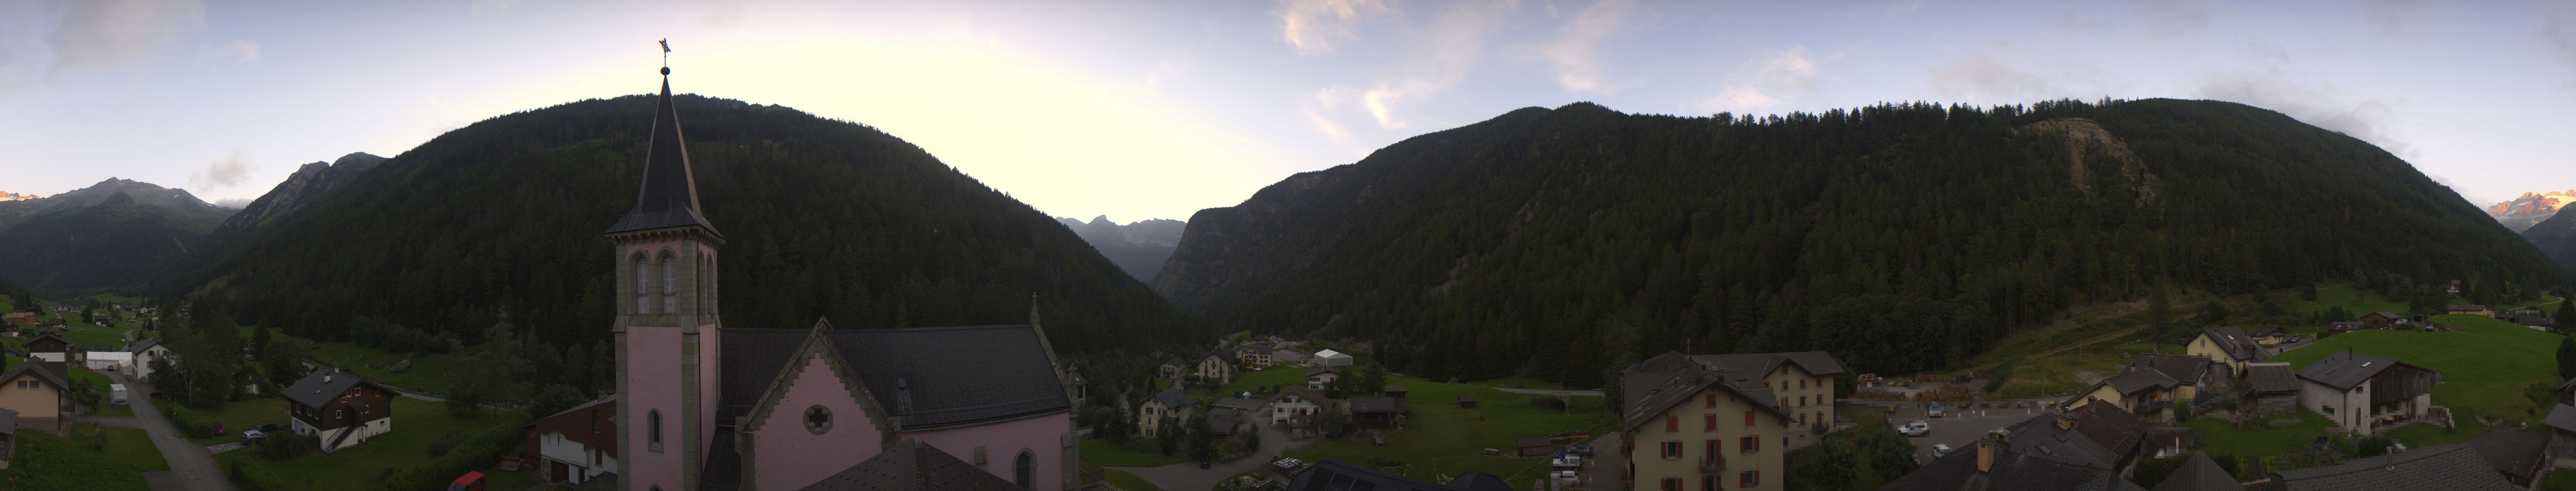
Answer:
[
  {"xmin": 2195, "ymin": 71, "xmax": 2415, "ymax": 159},
  {"xmin": 191, "ymin": 38, "xmax": 257, "ymax": 67},
  {"xmin": 49, "ymin": 0, "xmax": 205, "ymax": 70},
  {"xmin": 1923, "ymin": 45, "xmax": 2095, "ymax": 104},
  {"xmin": 2548, "ymin": 0, "xmax": 2576, "ymax": 94},
  {"xmin": 211, "ymin": 197, "xmax": 254, "ymax": 209},
  {"xmin": 190, "ymin": 149, "xmax": 257, "ymax": 190},
  {"xmin": 1314, "ymin": 1, "xmax": 1509, "ymax": 129},
  {"xmin": 1697, "ymin": 46, "xmax": 1831, "ymax": 114},
  {"xmin": 1275, "ymin": 0, "xmax": 1392, "ymax": 56},
  {"xmin": 1543, "ymin": 0, "xmax": 1634, "ymax": 94}
]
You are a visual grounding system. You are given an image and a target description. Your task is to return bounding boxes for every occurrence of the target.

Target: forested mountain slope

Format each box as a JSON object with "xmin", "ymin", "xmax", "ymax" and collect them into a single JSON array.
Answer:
[
  {"xmin": 0, "ymin": 177, "xmax": 230, "ymax": 234},
  {"xmin": 2520, "ymin": 205, "xmax": 2576, "ymax": 272},
  {"xmin": 180, "ymin": 94, "xmax": 1209, "ymax": 354},
  {"xmin": 1154, "ymin": 98, "xmax": 2564, "ymax": 386},
  {"xmin": 0, "ymin": 192, "xmax": 211, "ymax": 292},
  {"xmin": 1057, "ymin": 216, "xmax": 1185, "ymax": 281}
]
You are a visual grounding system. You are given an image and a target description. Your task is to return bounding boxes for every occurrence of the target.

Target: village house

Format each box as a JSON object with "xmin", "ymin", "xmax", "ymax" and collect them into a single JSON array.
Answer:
[
  {"xmin": 1876, "ymin": 403, "xmax": 2150, "ymax": 491},
  {"xmin": 2151, "ymin": 453, "xmax": 2246, "ymax": 491},
  {"xmin": 0, "ymin": 362, "xmax": 70, "ymax": 433},
  {"xmin": 124, "ymin": 339, "xmax": 169, "ymax": 381},
  {"xmin": 2544, "ymin": 403, "xmax": 2576, "ymax": 468},
  {"xmin": 2448, "ymin": 305, "xmax": 2496, "ymax": 317},
  {"xmin": 282, "ymin": 370, "xmax": 396, "ymax": 452},
  {"xmin": 2185, "ymin": 327, "xmax": 2264, "ymax": 375},
  {"xmin": 2360, "ymin": 311, "xmax": 2404, "ymax": 329},
  {"xmin": 0, "ymin": 409, "xmax": 15, "ymax": 469},
  {"xmin": 81, "ymin": 351, "xmax": 131, "ymax": 374},
  {"xmin": 1207, "ymin": 397, "xmax": 1265, "ymax": 422},
  {"xmin": 2063, "ymin": 353, "xmax": 2226, "ymax": 422},
  {"xmin": 2296, "ymin": 351, "xmax": 2439, "ymax": 435},
  {"xmin": 1346, "ymin": 396, "xmax": 1408, "ymax": 430},
  {"xmin": 519, "ymin": 396, "xmax": 618, "ymax": 485},
  {"xmin": 2238, "ymin": 362, "xmax": 2300, "ymax": 419},
  {"xmin": 2507, "ymin": 309, "xmax": 2557, "ymax": 331},
  {"xmin": 0, "ymin": 313, "xmax": 32, "ymax": 325},
  {"xmin": 603, "ymin": 73, "xmax": 1083, "ymax": 491},
  {"xmin": 1236, "ymin": 341, "xmax": 1275, "ymax": 370},
  {"xmin": 2325, "ymin": 322, "xmax": 2363, "ymax": 337},
  {"xmin": 2465, "ymin": 430, "xmax": 2552, "ymax": 488},
  {"xmin": 2247, "ymin": 326, "xmax": 2287, "ymax": 346},
  {"xmin": 1306, "ymin": 366, "xmax": 1343, "ymax": 391},
  {"xmin": 1618, "ymin": 351, "xmax": 1844, "ymax": 488},
  {"xmin": 1159, "ymin": 357, "xmax": 1188, "ymax": 380},
  {"xmin": 1272, "ymin": 350, "xmax": 1310, "ymax": 367},
  {"xmin": 22, "ymin": 334, "xmax": 68, "ymax": 363},
  {"xmin": 2265, "ymin": 443, "xmax": 2520, "ymax": 491},
  {"xmin": 1196, "ymin": 350, "xmax": 1236, "ymax": 385},
  {"xmin": 1269, "ymin": 385, "xmax": 1336, "ymax": 427},
  {"xmin": 1137, "ymin": 387, "xmax": 1196, "ymax": 439}
]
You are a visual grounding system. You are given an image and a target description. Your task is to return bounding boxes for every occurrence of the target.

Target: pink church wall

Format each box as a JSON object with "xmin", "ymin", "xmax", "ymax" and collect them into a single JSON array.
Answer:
[
  {"xmin": 622, "ymin": 324, "xmax": 685, "ymax": 491},
  {"xmin": 912, "ymin": 412, "xmax": 1074, "ymax": 491},
  {"xmin": 752, "ymin": 353, "xmax": 886, "ymax": 491}
]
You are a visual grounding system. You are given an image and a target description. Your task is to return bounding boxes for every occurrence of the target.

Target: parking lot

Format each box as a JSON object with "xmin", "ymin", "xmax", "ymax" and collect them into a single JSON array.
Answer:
[{"xmin": 1877, "ymin": 400, "xmax": 2053, "ymax": 463}]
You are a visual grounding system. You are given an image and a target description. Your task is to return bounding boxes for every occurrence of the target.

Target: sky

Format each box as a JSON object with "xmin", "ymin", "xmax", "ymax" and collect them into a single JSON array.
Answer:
[{"xmin": 3, "ymin": 0, "xmax": 2575, "ymax": 222}]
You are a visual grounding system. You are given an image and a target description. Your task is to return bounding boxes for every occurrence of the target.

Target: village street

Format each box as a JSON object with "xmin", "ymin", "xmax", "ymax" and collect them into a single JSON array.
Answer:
[
  {"xmin": 1110, "ymin": 419, "xmax": 1311, "ymax": 491},
  {"xmin": 109, "ymin": 372, "xmax": 240, "ymax": 491}
]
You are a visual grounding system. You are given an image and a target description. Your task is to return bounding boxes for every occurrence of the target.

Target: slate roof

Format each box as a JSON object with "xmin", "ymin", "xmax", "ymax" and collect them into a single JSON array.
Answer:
[
  {"xmin": 1448, "ymin": 471, "xmax": 1511, "ymax": 491},
  {"xmin": 2449, "ymin": 305, "xmax": 2491, "ymax": 311},
  {"xmin": 2328, "ymin": 322, "xmax": 2362, "ymax": 331},
  {"xmin": 1307, "ymin": 366, "xmax": 1342, "ymax": 377},
  {"xmin": 2295, "ymin": 351, "xmax": 2431, "ymax": 391},
  {"xmin": 1210, "ymin": 397, "xmax": 1266, "ymax": 412},
  {"xmin": 1348, "ymin": 396, "xmax": 1409, "ymax": 414},
  {"xmin": 2248, "ymin": 326, "xmax": 2285, "ymax": 337},
  {"xmin": 2466, "ymin": 430, "xmax": 2550, "ymax": 483},
  {"xmin": 795, "ymin": 438, "xmax": 1023, "ymax": 491},
  {"xmin": 2242, "ymin": 363, "xmax": 2298, "ymax": 394},
  {"xmin": 2267, "ymin": 444, "xmax": 2521, "ymax": 491},
  {"xmin": 0, "ymin": 361, "xmax": 67, "ymax": 396},
  {"xmin": 719, "ymin": 323, "xmax": 1073, "ymax": 432},
  {"xmin": 1617, "ymin": 361, "xmax": 1788, "ymax": 433},
  {"xmin": 2545, "ymin": 404, "xmax": 2576, "ymax": 433},
  {"xmin": 2366, "ymin": 311, "xmax": 2403, "ymax": 320},
  {"xmin": 533, "ymin": 395, "xmax": 618, "ymax": 423},
  {"xmin": 1875, "ymin": 440, "xmax": 2146, "ymax": 491},
  {"xmin": 2128, "ymin": 353, "xmax": 2210, "ymax": 384},
  {"xmin": 2150, "ymin": 453, "xmax": 2244, "ymax": 491},
  {"xmin": 1999, "ymin": 403, "xmax": 2149, "ymax": 469},
  {"xmin": 280, "ymin": 370, "xmax": 370, "ymax": 409},
  {"xmin": 123, "ymin": 339, "xmax": 161, "ymax": 353},
  {"xmin": 1689, "ymin": 351, "xmax": 1848, "ymax": 377},
  {"xmin": 1151, "ymin": 387, "xmax": 1197, "ymax": 410},
  {"xmin": 21, "ymin": 334, "xmax": 66, "ymax": 352},
  {"xmin": 702, "ymin": 427, "xmax": 743, "ymax": 490},
  {"xmin": 2197, "ymin": 327, "xmax": 2260, "ymax": 362},
  {"xmin": 605, "ymin": 75, "xmax": 721, "ymax": 237},
  {"xmin": 2104, "ymin": 370, "xmax": 2177, "ymax": 395},
  {"xmin": 1285, "ymin": 458, "xmax": 1480, "ymax": 491}
]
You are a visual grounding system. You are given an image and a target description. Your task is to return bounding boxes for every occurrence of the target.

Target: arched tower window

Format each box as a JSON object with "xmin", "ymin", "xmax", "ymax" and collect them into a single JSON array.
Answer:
[
  {"xmin": 699, "ymin": 253, "xmax": 714, "ymax": 314},
  {"xmin": 1014, "ymin": 450, "xmax": 1035, "ymax": 488},
  {"xmin": 632, "ymin": 252, "xmax": 651, "ymax": 315},
  {"xmin": 648, "ymin": 409, "xmax": 663, "ymax": 444},
  {"xmin": 659, "ymin": 251, "xmax": 678, "ymax": 314}
]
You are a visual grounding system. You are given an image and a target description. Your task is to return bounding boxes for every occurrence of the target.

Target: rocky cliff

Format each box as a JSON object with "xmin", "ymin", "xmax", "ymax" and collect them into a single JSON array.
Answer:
[
  {"xmin": 1056, "ymin": 215, "xmax": 1186, "ymax": 281},
  {"xmin": 212, "ymin": 152, "xmax": 387, "ymax": 235}
]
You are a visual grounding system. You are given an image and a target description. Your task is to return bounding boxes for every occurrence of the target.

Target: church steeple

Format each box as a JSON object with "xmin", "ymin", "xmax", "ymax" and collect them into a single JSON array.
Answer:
[{"xmin": 605, "ymin": 66, "xmax": 721, "ymax": 238}]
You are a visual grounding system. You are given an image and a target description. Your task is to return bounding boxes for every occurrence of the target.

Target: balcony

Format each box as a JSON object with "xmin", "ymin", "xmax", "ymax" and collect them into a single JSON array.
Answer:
[{"xmin": 1699, "ymin": 458, "xmax": 1725, "ymax": 474}]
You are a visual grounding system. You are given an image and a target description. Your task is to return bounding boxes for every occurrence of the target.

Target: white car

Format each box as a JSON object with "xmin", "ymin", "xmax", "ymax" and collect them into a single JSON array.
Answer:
[
  {"xmin": 1932, "ymin": 444, "xmax": 1954, "ymax": 457},
  {"xmin": 1903, "ymin": 421, "xmax": 1930, "ymax": 436}
]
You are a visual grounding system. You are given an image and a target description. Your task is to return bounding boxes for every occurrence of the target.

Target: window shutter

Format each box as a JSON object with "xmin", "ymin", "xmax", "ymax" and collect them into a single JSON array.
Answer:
[{"xmin": 1744, "ymin": 410, "xmax": 1755, "ymax": 426}]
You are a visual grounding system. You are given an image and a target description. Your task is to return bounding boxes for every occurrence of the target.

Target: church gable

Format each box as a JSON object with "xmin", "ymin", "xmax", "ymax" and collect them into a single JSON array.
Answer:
[
  {"xmin": 738, "ymin": 329, "xmax": 898, "ymax": 491},
  {"xmin": 740, "ymin": 324, "xmax": 893, "ymax": 437}
]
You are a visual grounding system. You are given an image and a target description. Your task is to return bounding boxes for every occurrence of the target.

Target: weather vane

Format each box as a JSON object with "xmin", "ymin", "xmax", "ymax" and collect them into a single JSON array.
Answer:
[{"xmin": 659, "ymin": 38, "xmax": 671, "ymax": 75}]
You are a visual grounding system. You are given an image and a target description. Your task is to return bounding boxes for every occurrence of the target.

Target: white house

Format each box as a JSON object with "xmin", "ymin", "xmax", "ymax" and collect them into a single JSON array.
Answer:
[
  {"xmin": 521, "ymin": 396, "xmax": 618, "ymax": 485},
  {"xmin": 1314, "ymin": 349, "xmax": 1352, "ymax": 367},
  {"xmin": 1306, "ymin": 366, "xmax": 1343, "ymax": 391},
  {"xmin": 81, "ymin": 352, "xmax": 132, "ymax": 373},
  {"xmin": 124, "ymin": 339, "xmax": 170, "ymax": 382},
  {"xmin": 2296, "ymin": 351, "xmax": 2440, "ymax": 435}
]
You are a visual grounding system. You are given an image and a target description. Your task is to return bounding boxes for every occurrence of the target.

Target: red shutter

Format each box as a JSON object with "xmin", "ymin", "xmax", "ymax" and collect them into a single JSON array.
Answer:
[
  {"xmin": 1744, "ymin": 410, "xmax": 1756, "ymax": 427},
  {"xmin": 1705, "ymin": 393, "xmax": 1716, "ymax": 408},
  {"xmin": 1667, "ymin": 416, "xmax": 1679, "ymax": 432},
  {"xmin": 1705, "ymin": 439, "xmax": 1719, "ymax": 459},
  {"xmin": 1742, "ymin": 471, "xmax": 1758, "ymax": 487}
]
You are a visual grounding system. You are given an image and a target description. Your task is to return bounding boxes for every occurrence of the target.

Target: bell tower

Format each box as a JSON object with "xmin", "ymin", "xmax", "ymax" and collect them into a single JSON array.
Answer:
[{"xmin": 607, "ymin": 62, "xmax": 725, "ymax": 491}]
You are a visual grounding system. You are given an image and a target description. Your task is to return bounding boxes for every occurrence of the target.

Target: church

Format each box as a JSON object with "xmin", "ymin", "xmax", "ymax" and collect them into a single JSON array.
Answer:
[{"xmin": 606, "ymin": 66, "xmax": 1077, "ymax": 491}]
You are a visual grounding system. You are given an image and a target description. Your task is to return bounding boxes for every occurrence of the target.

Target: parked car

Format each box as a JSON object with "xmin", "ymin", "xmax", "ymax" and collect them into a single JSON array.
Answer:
[
  {"xmin": 1903, "ymin": 421, "xmax": 1930, "ymax": 437},
  {"xmin": 1932, "ymin": 444, "xmax": 1954, "ymax": 457},
  {"xmin": 1198, "ymin": 460, "xmax": 1212, "ymax": 469},
  {"xmin": 1927, "ymin": 403, "xmax": 1945, "ymax": 418},
  {"xmin": 242, "ymin": 422, "xmax": 280, "ymax": 442},
  {"xmin": 214, "ymin": 422, "xmax": 226, "ymax": 436},
  {"xmin": 448, "ymin": 471, "xmax": 487, "ymax": 491}
]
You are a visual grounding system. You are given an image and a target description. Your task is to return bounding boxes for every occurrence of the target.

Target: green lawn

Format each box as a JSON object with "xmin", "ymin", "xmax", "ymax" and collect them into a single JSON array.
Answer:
[
  {"xmin": 2383, "ymin": 417, "xmax": 2491, "ymax": 448},
  {"xmin": 2180, "ymin": 410, "xmax": 2335, "ymax": 457},
  {"xmin": 1279, "ymin": 374, "xmax": 1613, "ymax": 484},
  {"xmin": 2267, "ymin": 314, "xmax": 2561, "ymax": 425},
  {"xmin": 252, "ymin": 327, "xmax": 462, "ymax": 396},
  {"xmin": 1467, "ymin": 377, "xmax": 1574, "ymax": 391},
  {"xmin": 2300, "ymin": 284, "xmax": 2410, "ymax": 317},
  {"xmin": 26, "ymin": 423, "xmax": 170, "ymax": 472},
  {"xmin": 1100, "ymin": 468, "xmax": 1163, "ymax": 491},
  {"xmin": 186, "ymin": 398, "xmax": 290, "ymax": 446},
  {"xmin": 1213, "ymin": 365, "xmax": 1317, "ymax": 399},
  {"xmin": 11, "ymin": 435, "xmax": 152, "ymax": 491},
  {"xmin": 1080, "ymin": 438, "xmax": 1190, "ymax": 467},
  {"xmin": 215, "ymin": 397, "xmax": 516, "ymax": 491}
]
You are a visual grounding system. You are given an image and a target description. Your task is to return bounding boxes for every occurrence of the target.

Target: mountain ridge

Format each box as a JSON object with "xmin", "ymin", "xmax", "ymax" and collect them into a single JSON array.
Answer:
[{"xmin": 1056, "ymin": 215, "xmax": 1184, "ymax": 281}]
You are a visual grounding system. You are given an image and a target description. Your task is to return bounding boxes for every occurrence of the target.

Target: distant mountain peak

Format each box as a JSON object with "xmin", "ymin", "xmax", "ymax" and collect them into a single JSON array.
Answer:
[
  {"xmin": 2488, "ymin": 190, "xmax": 2576, "ymax": 233},
  {"xmin": 212, "ymin": 152, "xmax": 386, "ymax": 235}
]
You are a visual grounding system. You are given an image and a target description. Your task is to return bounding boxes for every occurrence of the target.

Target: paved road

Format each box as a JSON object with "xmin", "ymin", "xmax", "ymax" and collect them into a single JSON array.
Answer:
[
  {"xmin": 1495, "ymin": 387, "xmax": 1605, "ymax": 397},
  {"xmin": 114, "ymin": 372, "xmax": 240, "ymax": 491},
  {"xmin": 1878, "ymin": 401, "xmax": 2050, "ymax": 463},
  {"xmin": 1111, "ymin": 419, "xmax": 1313, "ymax": 491}
]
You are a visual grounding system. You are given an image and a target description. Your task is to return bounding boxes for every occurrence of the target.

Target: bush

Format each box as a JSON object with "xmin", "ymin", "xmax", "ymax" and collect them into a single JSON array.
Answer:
[
  {"xmin": 164, "ymin": 403, "xmax": 217, "ymax": 440},
  {"xmin": 369, "ymin": 413, "xmax": 532, "ymax": 491},
  {"xmin": 229, "ymin": 458, "xmax": 296, "ymax": 491},
  {"xmin": 1527, "ymin": 395, "xmax": 1566, "ymax": 410},
  {"xmin": 255, "ymin": 431, "xmax": 318, "ymax": 461}
]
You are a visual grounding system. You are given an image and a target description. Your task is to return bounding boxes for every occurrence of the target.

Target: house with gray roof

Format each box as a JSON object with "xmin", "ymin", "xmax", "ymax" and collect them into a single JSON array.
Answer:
[
  {"xmin": 281, "ymin": 370, "xmax": 395, "ymax": 452},
  {"xmin": 2265, "ymin": 443, "xmax": 2520, "ymax": 491},
  {"xmin": 2465, "ymin": 430, "xmax": 2551, "ymax": 488},
  {"xmin": 1195, "ymin": 349, "xmax": 1236, "ymax": 385},
  {"xmin": 1617, "ymin": 354, "xmax": 1801, "ymax": 491},
  {"xmin": 2186, "ymin": 327, "xmax": 2264, "ymax": 375},
  {"xmin": 1876, "ymin": 427, "xmax": 2146, "ymax": 491},
  {"xmin": 1137, "ymin": 386, "xmax": 1196, "ymax": 438},
  {"xmin": 2295, "ymin": 351, "xmax": 2438, "ymax": 435},
  {"xmin": 2148, "ymin": 453, "xmax": 2243, "ymax": 491},
  {"xmin": 2063, "ymin": 353, "xmax": 2226, "ymax": 422},
  {"xmin": 2238, "ymin": 362, "xmax": 2299, "ymax": 418}
]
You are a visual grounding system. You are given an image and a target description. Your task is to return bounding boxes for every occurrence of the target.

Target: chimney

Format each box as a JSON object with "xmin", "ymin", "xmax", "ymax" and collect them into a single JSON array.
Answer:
[
  {"xmin": 324, "ymin": 373, "xmax": 333, "ymax": 383},
  {"xmin": 1975, "ymin": 433, "xmax": 1999, "ymax": 473}
]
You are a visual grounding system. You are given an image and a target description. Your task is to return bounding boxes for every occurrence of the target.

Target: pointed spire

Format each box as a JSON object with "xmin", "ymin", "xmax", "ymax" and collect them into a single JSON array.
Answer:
[{"xmin": 606, "ymin": 66, "xmax": 722, "ymax": 238}]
